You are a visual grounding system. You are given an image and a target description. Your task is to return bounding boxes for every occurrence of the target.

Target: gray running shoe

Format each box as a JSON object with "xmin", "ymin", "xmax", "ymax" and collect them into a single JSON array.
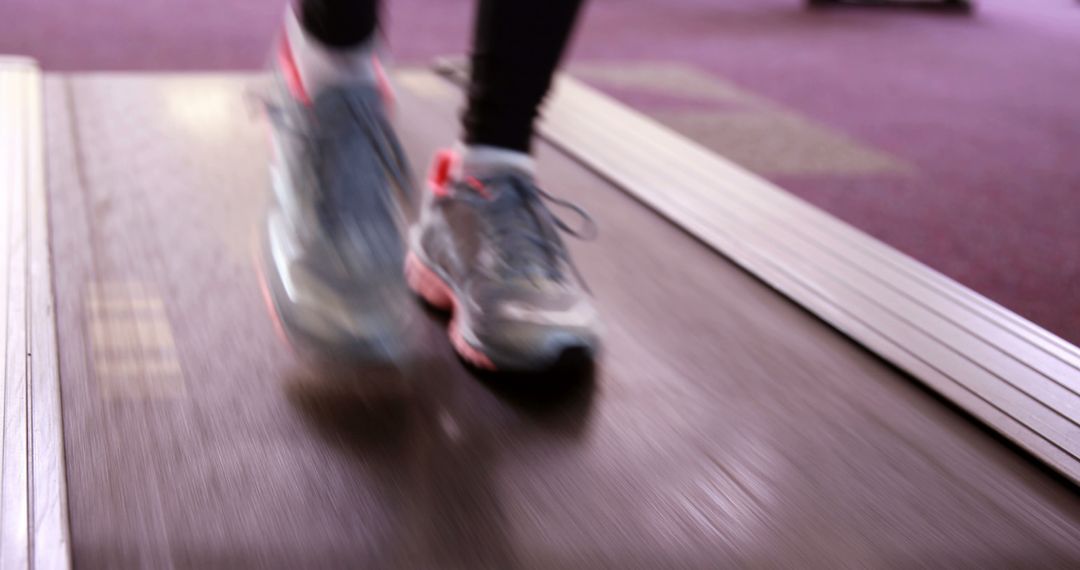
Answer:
[
  {"xmin": 257, "ymin": 41, "xmax": 414, "ymax": 363},
  {"xmin": 406, "ymin": 150, "xmax": 601, "ymax": 371}
]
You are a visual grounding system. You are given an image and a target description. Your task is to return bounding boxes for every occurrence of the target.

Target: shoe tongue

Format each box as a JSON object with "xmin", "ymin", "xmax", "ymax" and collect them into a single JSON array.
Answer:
[
  {"xmin": 478, "ymin": 175, "xmax": 562, "ymax": 281},
  {"xmin": 487, "ymin": 174, "xmax": 527, "ymax": 203},
  {"xmin": 476, "ymin": 173, "xmax": 537, "ymax": 215},
  {"xmin": 311, "ymin": 84, "xmax": 382, "ymax": 125}
]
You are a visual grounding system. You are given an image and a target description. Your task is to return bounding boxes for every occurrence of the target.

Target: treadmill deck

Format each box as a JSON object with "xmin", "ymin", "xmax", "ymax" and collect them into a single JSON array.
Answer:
[{"xmin": 34, "ymin": 71, "xmax": 1080, "ymax": 568}]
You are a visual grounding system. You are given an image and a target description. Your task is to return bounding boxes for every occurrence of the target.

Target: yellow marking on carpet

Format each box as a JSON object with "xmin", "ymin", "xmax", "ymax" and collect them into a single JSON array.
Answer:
[
  {"xmin": 571, "ymin": 61, "xmax": 912, "ymax": 177},
  {"xmin": 85, "ymin": 281, "xmax": 185, "ymax": 398},
  {"xmin": 652, "ymin": 111, "xmax": 908, "ymax": 176},
  {"xmin": 571, "ymin": 61, "xmax": 751, "ymax": 104}
]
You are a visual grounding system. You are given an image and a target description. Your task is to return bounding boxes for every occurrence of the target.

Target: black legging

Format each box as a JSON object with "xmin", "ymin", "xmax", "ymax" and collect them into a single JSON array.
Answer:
[{"xmin": 299, "ymin": 0, "xmax": 587, "ymax": 152}]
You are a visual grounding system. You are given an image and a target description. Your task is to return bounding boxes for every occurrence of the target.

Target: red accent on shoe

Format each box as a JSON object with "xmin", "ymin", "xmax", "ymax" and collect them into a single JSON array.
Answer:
[
  {"xmin": 405, "ymin": 252, "xmax": 496, "ymax": 370},
  {"xmin": 277, "ymin": 36, "xmax": 311, "ymax": 105},
  {"xmin": 428, "ymin": 149, "xmax": 458, "ymax": 198},
  {"xmin": 465, "ymin": 176, "xmax": 491, "ymax": 199},
  {"xmin": 372, "ymin": 55, "xmax": 395, "ymax": 110}
]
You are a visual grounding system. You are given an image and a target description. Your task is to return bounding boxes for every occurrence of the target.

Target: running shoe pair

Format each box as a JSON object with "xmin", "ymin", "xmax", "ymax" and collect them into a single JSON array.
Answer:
[{"xmin": 258, "ymin": 48, "xmax": 600, "ymax": 371}]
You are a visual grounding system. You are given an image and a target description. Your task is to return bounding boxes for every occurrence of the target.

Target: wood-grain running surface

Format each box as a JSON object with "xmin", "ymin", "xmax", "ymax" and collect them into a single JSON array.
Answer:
[{"xmin": 44, "ymin": 72, "xmax": 1080, "ymax": 569}]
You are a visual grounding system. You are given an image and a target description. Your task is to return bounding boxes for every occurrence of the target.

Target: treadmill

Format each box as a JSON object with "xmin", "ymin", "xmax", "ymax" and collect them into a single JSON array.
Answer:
[{"xmin": 1, "ymin": 58, "xmax": 1078, "ymax": 568}]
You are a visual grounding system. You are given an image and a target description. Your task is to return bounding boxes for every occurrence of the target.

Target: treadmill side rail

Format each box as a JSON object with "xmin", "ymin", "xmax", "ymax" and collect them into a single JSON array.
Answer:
[{"xmin": 0, "ymin": 57, "xmax": 72, "ymax": 570}]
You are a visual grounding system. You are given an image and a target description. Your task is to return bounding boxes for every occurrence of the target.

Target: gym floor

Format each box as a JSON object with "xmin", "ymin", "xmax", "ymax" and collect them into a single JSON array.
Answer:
[{"xmin": 4, "ymin": 0, "xmax": 1079, "ymax": 344}]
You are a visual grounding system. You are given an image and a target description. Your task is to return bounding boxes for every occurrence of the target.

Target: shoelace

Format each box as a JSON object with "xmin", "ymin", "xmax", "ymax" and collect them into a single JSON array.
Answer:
[
  {"xmin": 259, "ymin": 86, "xmax": 414, "ymax": 211},
  {"xmin": 464, "ymin": 172, "xmax": 597, "ymax": 288}
]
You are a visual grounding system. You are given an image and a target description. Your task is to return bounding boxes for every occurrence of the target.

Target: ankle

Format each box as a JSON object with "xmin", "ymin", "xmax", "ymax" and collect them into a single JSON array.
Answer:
[
  {"xmin": 285, "ymin": 8, "xmax": 378, "ymax": 97},
  {"xmin": 459, "ymin": 143, "xmax": 536, "ymax": 180}
]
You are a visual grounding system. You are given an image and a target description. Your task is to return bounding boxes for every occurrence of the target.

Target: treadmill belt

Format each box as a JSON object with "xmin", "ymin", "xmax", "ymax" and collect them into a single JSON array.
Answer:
[{"xmin": 43, "ymin": 72, "xmax": 1080, "ymax": 568}]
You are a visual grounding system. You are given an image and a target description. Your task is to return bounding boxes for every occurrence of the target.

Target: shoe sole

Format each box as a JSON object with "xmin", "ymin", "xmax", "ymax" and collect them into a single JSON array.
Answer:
[
  {"xmin": 404, "ymin": 251, "xmax": 497, "ymax": 370},
  {"xmin": 404, "ymin": 251, "xmax": 597, "ymax": 372},
  {"xmin": 254, "ymin": 225, "xmax": 300, "ymax": 357},
  {"xmin": 255, "ymin": 217, "xmax": 410, "ymax": 366}
]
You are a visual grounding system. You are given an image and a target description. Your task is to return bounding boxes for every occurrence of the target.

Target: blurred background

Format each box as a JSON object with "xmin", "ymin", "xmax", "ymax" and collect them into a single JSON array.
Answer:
[{"xmin": 4, "ymin": 0, "xmax": 1079, "ymax": 344}]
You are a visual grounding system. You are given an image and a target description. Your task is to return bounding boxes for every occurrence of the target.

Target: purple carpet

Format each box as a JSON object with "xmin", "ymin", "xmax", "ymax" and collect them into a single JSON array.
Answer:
[{"xmin": 4, "ymin": 0, "xmax": 1079, "ymax": 344}]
